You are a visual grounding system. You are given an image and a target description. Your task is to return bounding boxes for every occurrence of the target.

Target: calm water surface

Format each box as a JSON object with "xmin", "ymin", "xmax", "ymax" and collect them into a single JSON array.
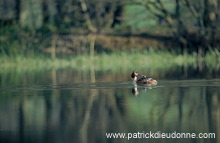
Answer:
[{"xmin": 0, "ymin": 68, "xmax": 219, "ymax": 143}]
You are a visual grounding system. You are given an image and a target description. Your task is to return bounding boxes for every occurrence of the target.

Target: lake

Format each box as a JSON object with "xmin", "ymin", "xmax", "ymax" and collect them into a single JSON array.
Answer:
[{"xmin": 0, "ymin": 67, "xmax": 219, "ymax": 143}]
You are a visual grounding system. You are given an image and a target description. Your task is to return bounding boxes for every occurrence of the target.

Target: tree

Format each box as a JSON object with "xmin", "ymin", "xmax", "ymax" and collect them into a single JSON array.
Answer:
[
  {"xmin": 78, "ymin": 0, "xmax": 123, "ymax": 33},
  {"xmin": 128, "ymin": 0, "xmax": 220, "ymax": 55},
  {"xmin": 44, "ymin": 0, "xmax": 57, "ymax": 25}
]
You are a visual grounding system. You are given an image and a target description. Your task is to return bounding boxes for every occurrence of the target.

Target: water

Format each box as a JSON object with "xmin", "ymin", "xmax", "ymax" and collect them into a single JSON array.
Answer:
[{"xmin": 0, "ymin": 69, "xmax": 219, "ymax": 143}]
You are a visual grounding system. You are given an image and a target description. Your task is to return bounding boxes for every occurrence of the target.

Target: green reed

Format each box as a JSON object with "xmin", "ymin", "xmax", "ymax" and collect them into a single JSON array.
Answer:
[{"xmin": 1, "ymin": 49, "xmax": 219, "ymax": 73}]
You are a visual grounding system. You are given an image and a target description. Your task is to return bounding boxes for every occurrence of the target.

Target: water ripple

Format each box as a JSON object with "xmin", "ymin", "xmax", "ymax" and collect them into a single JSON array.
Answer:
[{"xmin": 0, "ymin": 79, "xmax": 219, "ymax": 92}]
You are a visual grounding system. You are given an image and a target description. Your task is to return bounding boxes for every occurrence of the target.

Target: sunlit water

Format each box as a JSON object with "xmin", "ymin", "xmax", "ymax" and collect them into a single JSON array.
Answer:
[{"xmin": 0, "ymin": 69, "xmax": 219, "ymax": 143}]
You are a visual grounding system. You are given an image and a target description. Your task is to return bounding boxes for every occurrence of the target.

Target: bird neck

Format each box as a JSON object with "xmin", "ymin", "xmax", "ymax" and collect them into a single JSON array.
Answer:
[
  {"xmin": 132, "ymin": 76, "xmax": 138, "ymax": 86},
  {"xmin": 133, "ymin": 76, "xmax": 137, "ymax": 81}
]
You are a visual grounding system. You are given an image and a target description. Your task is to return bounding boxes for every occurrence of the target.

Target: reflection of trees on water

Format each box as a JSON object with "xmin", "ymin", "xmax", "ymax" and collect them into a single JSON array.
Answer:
[
  {"xmin": 80, "ymin": 58, "xmax": 97, "ymax": 143},
  {"xmin": 0, "ymin": 70, "xmax": 219, "ymax": 143}
]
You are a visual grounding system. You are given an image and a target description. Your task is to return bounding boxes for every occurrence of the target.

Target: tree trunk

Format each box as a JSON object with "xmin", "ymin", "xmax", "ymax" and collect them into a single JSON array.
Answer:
[
  {"xmin": 47, "ymin": 0, "xmax": 56, "ymax": 25},
  {"xmin": 203, "ymin": 0, "xmax": 218, "ymax": 47},
  {"xmin": 19, "ymin": 0, "xmax": 43, "ymax": 29},
  {"xmin": 79, "ymin": 0, "xmax": 97, "ymax": 33},
  {"xmin": 175, "ymin": 0, "xmax": 188, "ymax": 54}
]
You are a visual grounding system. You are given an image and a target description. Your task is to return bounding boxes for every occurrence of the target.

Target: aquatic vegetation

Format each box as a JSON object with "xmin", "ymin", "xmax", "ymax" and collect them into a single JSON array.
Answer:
[{"xmin": 1, "ymin": 49, "xmax": 220, "ymax": 73}]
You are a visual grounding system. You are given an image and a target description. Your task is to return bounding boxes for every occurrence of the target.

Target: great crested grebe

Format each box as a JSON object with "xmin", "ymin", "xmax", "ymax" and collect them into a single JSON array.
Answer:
[{"xmin": 131, "ymin": 71, "xmax": 157, "ymax": 86}]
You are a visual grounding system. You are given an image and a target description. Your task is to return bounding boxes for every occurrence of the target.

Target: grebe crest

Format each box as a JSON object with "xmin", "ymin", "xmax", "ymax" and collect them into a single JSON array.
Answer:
[{"xmin": 131, "ymin": 71, "xmax": 139, "ymax": 78}]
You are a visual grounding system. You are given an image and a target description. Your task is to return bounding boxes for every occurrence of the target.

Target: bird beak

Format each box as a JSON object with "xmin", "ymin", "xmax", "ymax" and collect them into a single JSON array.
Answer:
[{"xmin": 138, "ymin": 73, "xmax": 143, "ymax": 76}]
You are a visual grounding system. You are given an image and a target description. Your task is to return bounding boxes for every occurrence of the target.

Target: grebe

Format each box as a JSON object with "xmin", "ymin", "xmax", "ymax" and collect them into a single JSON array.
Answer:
[{"xmin": 131, "ymin": 71, "xmax": 157, "ymax": 86}]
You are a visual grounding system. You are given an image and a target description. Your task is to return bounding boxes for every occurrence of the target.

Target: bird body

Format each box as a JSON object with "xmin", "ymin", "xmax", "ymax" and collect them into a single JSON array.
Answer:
[{"xmin": 131, "ymin": 71, "xmax": 157, "ymax": 86}]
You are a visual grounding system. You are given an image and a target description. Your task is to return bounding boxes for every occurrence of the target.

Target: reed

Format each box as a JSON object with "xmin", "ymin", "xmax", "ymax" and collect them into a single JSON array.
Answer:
[{"xmin": 1, "ymin": 49, "xmax": 220, "ymax": 73}]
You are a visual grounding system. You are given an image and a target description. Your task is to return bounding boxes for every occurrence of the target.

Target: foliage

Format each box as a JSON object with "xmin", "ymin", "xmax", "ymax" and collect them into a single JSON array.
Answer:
[{"xmin": 0, "ymin": 0, "xmax": 220, "ymax": 55}]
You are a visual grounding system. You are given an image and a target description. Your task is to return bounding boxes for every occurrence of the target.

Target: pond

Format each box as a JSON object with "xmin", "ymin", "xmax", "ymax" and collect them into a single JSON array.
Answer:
[{"xmin": 0, "ymin": 66, "xmax": 219, "ymax": 143}]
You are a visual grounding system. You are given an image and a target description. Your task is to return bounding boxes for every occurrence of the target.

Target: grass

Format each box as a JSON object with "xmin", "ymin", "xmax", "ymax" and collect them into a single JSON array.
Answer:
[{"xmin": 1, "ymin": 49, "xmax": 220, "ymax": 73}]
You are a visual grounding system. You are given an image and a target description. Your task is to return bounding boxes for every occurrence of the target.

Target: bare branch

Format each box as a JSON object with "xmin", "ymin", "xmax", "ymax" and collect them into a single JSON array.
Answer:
[
  {"xmin": 156, "ymin": 0, "xmax": 169, "ymax": 15},
  {"xmin": 78, "ymin": 0, "xmax": 97, "ymax": 33},
  {"xmin": 184, "ymin": 0, "xmax": 199, "ymax": 18},
  {"xmin": 104, "ymin": 3, "xmax": 117, "ymax": 29},
  {"xmin": 128, "ymin": 0, "xmax": 175, "ymax": 25},
  {"xmin": 152, "ymin": 0, "xmax": 175, "ymax": 25},
  {"xmin": 184, "ymin": 0, "xmax": 204, "ymax": 28}
]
